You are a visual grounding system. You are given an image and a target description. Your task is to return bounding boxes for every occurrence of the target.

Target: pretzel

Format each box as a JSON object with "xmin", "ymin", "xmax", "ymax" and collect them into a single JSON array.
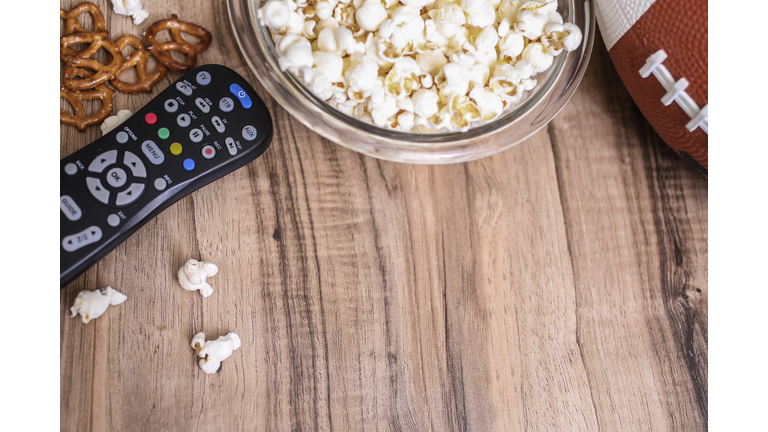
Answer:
[
  {"xmin": 60, "ymin": 83, "xmax": 115, "ymax": 131},
  {"xmin": 61, "ymin": 31, "xmax": 123, "ymax": 91},
  {"xmin": 110, "ymin": 35, "xmax": 168, "ymax": 93},
  {"xmin": 145, "ymin": 15, "xmax": 212, "ymax": 72},
  {"xmin": 60, "ymin": 2, "xmax": 106, "ymax": 35}
]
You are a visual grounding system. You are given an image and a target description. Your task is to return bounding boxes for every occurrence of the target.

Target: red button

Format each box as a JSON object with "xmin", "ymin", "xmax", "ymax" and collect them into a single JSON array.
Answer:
[{"xmin": 145, "ymin": 113, "xmax": 157, "ymax": 125}]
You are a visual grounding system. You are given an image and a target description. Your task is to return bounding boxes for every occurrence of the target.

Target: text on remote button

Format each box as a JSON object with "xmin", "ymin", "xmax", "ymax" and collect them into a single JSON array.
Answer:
[
  {"xmin": 62, "ymin": 226, "xmax": 103, "ymax": 252},
  {"xmin": 60, "ymin": 195, "xmax": 82, "ymax": 221},
  {"xmin": 141, "ymin": 140, "xmax": 165, "ymax": 165}
]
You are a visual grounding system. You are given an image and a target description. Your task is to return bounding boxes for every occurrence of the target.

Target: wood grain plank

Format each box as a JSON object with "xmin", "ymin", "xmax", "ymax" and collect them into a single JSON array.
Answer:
[
  {"xmin": 548, "ymin": 37, "xmax": 708, "ymax": 431},
  {"xmin": 61, "ymin": 1, "xmax": 707, "ymax": 430}
]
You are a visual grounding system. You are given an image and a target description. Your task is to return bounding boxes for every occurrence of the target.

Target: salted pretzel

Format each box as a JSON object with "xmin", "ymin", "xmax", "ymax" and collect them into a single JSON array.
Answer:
[
  {"xmin": 61, "ymin": 31, "xmax": 123, "ymax": 91},
  {"xmin": 60, "ymin": 2, "xmax": 107, "ymax": 35},
  {"xmin": 110, "ymin": 35, "xmax": 168, "ymax": 93},
  {"xmin": 145, "ymin": 15, "xmax": 212, "ymax": 72},
  {"xmin": 60, "ymin": 82, "xmax": 115, "ymax": 131}
]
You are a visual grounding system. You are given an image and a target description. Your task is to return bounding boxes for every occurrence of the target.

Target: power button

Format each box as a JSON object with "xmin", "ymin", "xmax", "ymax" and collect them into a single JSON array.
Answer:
[{"xmin": 229, "ymin": 84, "xmax": 252, "ymax": 109}]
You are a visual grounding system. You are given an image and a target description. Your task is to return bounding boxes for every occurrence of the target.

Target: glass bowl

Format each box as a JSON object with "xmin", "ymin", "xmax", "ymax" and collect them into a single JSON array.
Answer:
[{"xmin": 227, "ymin": 0, "xmax": 596, "ymax": 164}]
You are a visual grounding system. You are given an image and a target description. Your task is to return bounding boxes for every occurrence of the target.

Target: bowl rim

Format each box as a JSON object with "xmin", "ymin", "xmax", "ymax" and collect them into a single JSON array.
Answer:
[{"xmin": 227, "ymin": 0, "xmax": 596, "ymax": 163}]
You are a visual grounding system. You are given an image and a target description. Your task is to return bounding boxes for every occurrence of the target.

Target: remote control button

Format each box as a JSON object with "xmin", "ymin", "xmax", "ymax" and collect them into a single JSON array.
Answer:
[
  {"xmin": 88, "ymin": 150, "xmax": 117, "ymax": 173},
  {"xmin": 242, "ymin": 125, "xmax": 258, "ymax": 141},
  {"xmin": 145, "ymin": 112, "xmax": 157, "ymax": 125},
  {"xmin": 164, "ymin": 99, "xmax": 179, "ymax": 113},
  {"xmin": 62, "ymin": 226, "xmax": 102, "ymax": 252},
  {"xmin": 195, "ymin": 98, "xmax": 210, "ymax": 113},
  {"xmin": 177, "ymin": 113, "xmax": 191, "ymax": 127},
  {"xmin": 225, "ymin": 137, "xmax": 237, "ymax": 156},
  {"xmin": 158, "ymin": 127, "xmax": 170, "ymax": 139},
  {"xmin": 141, "ymin": 140, "xmax": 165, "ymax": 165},
  {"xmin": 219, "ymin": 97, "xmax": 234, "ymax": 112},
  {"xmin": 107, "ymin": 214, "xmax": 121, "ymax": 227},
  {"xmin": 211, "ymin": 116, "xmax": 225, "ymax": 133},
  {"xmin": 170, "ymin": 143, "xmax": 183, "ymax": 155},
  {"xmin": 229, "ymin": 84, "xmax": 252, "ymax": 109},
  {"xmin": 60, "ymin": 195, "xmax": 82, "ymax": 221},
  {"xmin": 116, "ymin": 131, "xmax": 129, "ymax": 143},
  {"xmin": 176, "ymin": 82, "xmax": 193, "ymax": 96},
  {"xmin": 123, "ymin": 151, "xmax": 147, "ymax": 178},
  {"xmin": 86, "ymin": 177, "xmax": 110, "ymax": 204},
  {"xmin": 65, "ymin": 163, "xmax": 78, "ymax": 175},
  {"xmin": 189, "ymin": 128, "xmax": 204, "ymax": 143},
  {"xmin": 201, "ymin": 145, "xmax": 216, "ymax": 159},
  {"xmin": 196, "ymin": 71, "xmax": 211, "ymax": 85},
  {"xmin": 183, "ymin": 158, "xmax": 195, "ymax": 171},
  {"xmin": 154, "ymin": 178, "xmax": 167, "ymax": 191},
  {"xmin": 116, "ymin": 183, "xmax": 145, "ymax": 206},
  {"xmin": 106, "ymin": 167, "xmax": 127, "ymax": 188}
]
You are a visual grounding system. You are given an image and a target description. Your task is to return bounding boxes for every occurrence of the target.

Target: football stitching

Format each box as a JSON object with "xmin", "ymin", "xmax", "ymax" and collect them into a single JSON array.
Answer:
[{"xmin": 638, "ymin": 49, "xmax": 708, "ymax": 134}]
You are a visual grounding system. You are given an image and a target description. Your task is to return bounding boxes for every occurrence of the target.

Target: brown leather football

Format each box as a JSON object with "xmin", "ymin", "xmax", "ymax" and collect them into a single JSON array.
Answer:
[{"xmin": 595, "ymin": 0, "xmax": 708, "ymax": 178}]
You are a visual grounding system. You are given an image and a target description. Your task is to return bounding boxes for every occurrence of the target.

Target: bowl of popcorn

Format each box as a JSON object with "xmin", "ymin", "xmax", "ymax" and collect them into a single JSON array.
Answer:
[{"xmin": 227, "ymin": 0, "xmax": 594, "ymax": 163}]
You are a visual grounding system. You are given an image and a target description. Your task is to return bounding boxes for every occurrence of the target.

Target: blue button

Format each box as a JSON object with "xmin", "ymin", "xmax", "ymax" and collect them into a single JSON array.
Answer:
[
  {"xmin": 183, "ymin": 158, "xmax": 195, "ymax": 171},
  {"xmin": 229, "ymin": 84, "xmax": 252, "ymax": 109}
]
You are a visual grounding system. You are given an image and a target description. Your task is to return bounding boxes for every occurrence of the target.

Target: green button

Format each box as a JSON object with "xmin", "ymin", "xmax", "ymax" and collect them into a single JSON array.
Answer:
[{"xmin": 158, "ymin": 127, "xmax": 170, "ymax": 139}]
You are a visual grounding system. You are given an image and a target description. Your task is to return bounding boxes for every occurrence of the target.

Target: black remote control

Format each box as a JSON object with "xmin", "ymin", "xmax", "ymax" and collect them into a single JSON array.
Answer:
[{"xmin": 60, "ymin": 64, "xmax": 273, "ymax": 287}]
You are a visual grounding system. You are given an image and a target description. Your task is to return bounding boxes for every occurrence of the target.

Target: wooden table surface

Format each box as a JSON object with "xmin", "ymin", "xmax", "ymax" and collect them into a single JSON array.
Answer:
[{"xmin": 60, "ymin": 1, "xmax": 708, "ymax": 430}]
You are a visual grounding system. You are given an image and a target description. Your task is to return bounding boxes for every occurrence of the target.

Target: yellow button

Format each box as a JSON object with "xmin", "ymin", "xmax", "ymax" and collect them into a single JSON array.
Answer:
[{"xmin": 170, "ymin": 143, "xmax": 182, "ymax": 155}]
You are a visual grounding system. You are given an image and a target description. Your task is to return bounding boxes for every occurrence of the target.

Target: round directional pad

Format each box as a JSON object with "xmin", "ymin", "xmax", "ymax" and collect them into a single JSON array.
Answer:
[{"xmin": 86, "ymin": 150, "xmax": 149, "ymax": 207}]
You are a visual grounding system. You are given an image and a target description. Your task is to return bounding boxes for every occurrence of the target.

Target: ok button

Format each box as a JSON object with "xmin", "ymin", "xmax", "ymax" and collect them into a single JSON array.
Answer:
[{"xmin": 106, "ymin": 167, "xmax": 127, "ymax": 188}]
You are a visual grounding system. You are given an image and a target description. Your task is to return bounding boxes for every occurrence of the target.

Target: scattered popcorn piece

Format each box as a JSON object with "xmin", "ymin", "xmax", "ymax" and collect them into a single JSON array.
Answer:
[
  {"xmin": 111, "ymin": 0, "xmax": 149, "ymax": 25},
  {"xmin": 100, "ymin": 109, "xmax": 133, "ymax": 135},
  {"xmin": 178, "ymin": 259, "xmax": 219, "ymax": 298},
  {"xmin": 191, "ymin": 332, "xmax": 242, "ymax": 374},
  {"xmin": 70, "ymin": 286, "xmax": 127, "ymax": 324},
  {"xmin": 267, "ymin": 0, "xmax": 583, "ymax": 132}
]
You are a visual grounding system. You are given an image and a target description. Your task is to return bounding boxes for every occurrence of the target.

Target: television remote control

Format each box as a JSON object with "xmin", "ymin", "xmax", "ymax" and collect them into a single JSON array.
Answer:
[{"xmin": 60, "ymin": 64, "xmax": 273, "ymax": 287}]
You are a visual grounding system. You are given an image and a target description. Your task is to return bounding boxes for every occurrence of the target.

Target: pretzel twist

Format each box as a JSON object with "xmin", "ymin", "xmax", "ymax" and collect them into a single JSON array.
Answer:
[
  {"xmin": 110, "ymin": 35, "xmax": 169, "ymax": 93},
  {"xmin": 61, "ymin": 31, "xmax": 123, "ymax": 90},
  {"xmin": 60, "ymin": 83, "xmax": 115, "ymax": 131},
  {"xmin": 145, "ymin": 15, "xmax": 212, "ymax": 72},
  {"xmin": 60, "ymin": 2, "xmax": 106, "ymax": 35}
]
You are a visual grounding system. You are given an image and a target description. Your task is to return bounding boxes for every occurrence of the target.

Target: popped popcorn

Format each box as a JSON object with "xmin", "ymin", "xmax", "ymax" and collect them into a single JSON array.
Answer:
[
  {"xmin": 111, "ymin": 0, "xmax": 149, "ymax": 25},
  {"xmin": 191, "ymin": 332, "xmax": 241, "ymax": 374},
  {"xmin": 178, "ymin": 259, "xmax": 219, "ymax": 298},
  {"xmin": 262, "ymin": 0, "xmax": 582, "ymax": 132},
  {"xmin": 70, "ymin": 286, "xmax": 127, "ymax": 324}
]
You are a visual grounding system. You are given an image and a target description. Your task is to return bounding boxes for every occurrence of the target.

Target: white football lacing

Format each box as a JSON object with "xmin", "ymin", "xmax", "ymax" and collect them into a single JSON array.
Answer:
[{"xmin": 638, "ymin": 50, "xmax": 708, "ymax": 134}]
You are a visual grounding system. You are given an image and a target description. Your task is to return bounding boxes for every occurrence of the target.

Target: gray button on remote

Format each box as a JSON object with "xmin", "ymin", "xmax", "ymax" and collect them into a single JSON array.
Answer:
[
  {"xmin": 177, "ymin": 113, "xmax": 191, "ymax": 127},
  {"xmin": 116, "ymin": 131, "xmax": 129, "ymax": 144},
  {"xmin": 196, "ymin": 71, "xmax": 211, "ymax": 85},
  {"xmin": 211, "ymin": 116, "xmax": 225, "ymax": 133},
  {"xmin": 195, "ymin": 98, "xmax": 210, "ymax": 113},
  {"xmin": 88, "ymin": 150, "xmax": 118, "ymax": 173},
  {"xmin": 225, "ymin": 137, "xmax": 237, "ymax": 155},
  {"xmin": 62, "ymin": 226, "xmax": 102, "ymax": 252},
  {"xmin": 189, "ymin": 128, "xmax": 204, "ymax": 143},
  {"xmin": 60, "ymin": 195, "xmax": 82, "ymax": 221},
  {"xmin": 202, "ymin": 145, "xmax": 216, "ymax": 159},
  {"xmin": 219, "ymin": 97, "xmax": 234, "ymax": 112},
  {"xmin": 164, "ymin": 99, "xmax": 179, "ymax": 113},
  {"xmin": 65, "ymin": 163, "xmax": 78, "ymax": 175},
  {"xmin": 116, "ymin": 183, "xmax": 145, "ymax": 206},
  {"xmin": 242, "ymin": 125, "xmax": 257, "ymax": 141},
  {"xmin": 176, "ymin": 82, "xmax": 193, "ymax": 96},
  {"xmin": 123, "ymin": 151, "xmax": 147, "ymax": 178},
  {"xmin": 106, "ymin": 167, "xmax": 127, "ymax": 188},
  {"xmin": 154, "ymin": 178, "xmax": 167, "ymax": 191},
  {"xmin": 141, "ymin": 140, "xmax": 165, "ymax": 165},
  {"xmin": 86, "ymin": 177, "xmax": 110, "ymax": 204},
  {"xmin": 107, "ymin": 214, "xmax": 120, "ymax": 227}
]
